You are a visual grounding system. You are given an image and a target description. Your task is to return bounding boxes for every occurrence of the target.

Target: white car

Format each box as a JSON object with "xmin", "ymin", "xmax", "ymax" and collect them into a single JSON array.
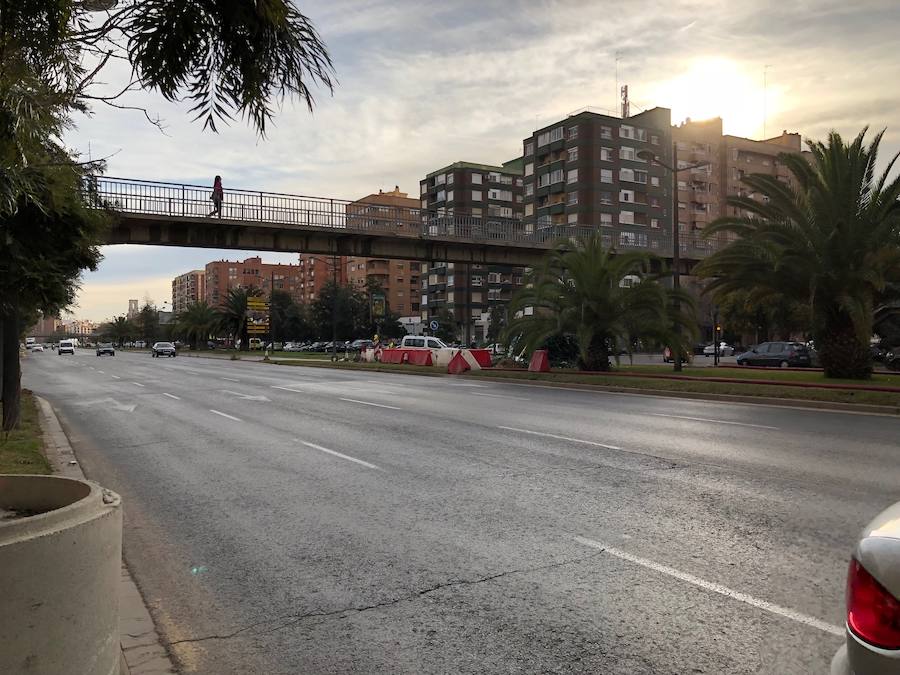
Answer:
[
  {"xmin": 400, "ymin": 336, "xmax": 450, "ymax": 350},
  {"xmin": 58, "ymin": 340, "xmax": 75, "ymax": 355},
  {"xmin": 703, "ymin": 342, "xmax": 734, "ymax": 357},
  {"xmin": 31, "ymin": 344, "xmax": 44, "ymax": 352}
]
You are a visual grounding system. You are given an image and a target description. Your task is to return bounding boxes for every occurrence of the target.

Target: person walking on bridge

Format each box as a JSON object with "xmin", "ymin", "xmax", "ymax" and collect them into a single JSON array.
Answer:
[{"xmin": 208, "ymin": 175, "xmax": 224, "ymax": 217}]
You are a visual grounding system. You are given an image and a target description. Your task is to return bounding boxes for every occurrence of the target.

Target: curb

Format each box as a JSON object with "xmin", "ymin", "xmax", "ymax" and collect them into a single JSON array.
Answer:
[
  {"xmin": 35, "ymin": 396, "xmax": 178, "ymax": 675},
  {"xmin": 464, "ymin": 376, "xmax": 900, "ymax": 416}
]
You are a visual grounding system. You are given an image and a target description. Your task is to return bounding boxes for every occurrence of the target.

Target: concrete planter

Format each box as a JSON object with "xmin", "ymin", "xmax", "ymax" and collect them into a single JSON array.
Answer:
[{"xmin": 0, "ymin": 475, "xmax": 122, "ymax": 675}]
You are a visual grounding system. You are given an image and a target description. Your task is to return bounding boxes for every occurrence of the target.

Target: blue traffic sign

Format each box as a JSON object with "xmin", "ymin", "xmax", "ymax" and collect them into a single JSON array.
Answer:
[{"xmin": 429, "ymin": 320, "xmax": 439, "ymax": 331}]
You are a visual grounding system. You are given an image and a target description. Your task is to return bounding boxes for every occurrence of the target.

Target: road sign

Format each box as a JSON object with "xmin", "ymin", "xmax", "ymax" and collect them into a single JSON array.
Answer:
[{"xmin": 429, "ymin": 320, "xmax": 439, "ymax": 331}]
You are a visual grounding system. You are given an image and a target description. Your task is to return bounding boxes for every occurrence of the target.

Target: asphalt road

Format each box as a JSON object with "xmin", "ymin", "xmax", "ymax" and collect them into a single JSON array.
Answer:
[{"xmin": 22, "ymin": 349, "xmax": 900, "ymax": 674}]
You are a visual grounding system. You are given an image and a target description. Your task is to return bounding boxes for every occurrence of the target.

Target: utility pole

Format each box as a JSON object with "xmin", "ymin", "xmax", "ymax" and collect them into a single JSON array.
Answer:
[{"xmin": 331, "ymin": 253, "xmax": 338, "ymax": 362}]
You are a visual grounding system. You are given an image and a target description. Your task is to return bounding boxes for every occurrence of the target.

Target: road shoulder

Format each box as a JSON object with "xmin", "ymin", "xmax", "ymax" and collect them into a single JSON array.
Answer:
[{"xmin": 35, "ymin": 395, "xmax": 178, "ymax": 675}]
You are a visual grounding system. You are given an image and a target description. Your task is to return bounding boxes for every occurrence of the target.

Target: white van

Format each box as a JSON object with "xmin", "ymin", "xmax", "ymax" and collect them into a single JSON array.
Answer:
[
  {"xmin": 400, "ymin": 336, "xmax": 450, "ymax": 350},
  {"xmin": 58, "ymin": 339, "xmax": 75, "ymax": 355}
]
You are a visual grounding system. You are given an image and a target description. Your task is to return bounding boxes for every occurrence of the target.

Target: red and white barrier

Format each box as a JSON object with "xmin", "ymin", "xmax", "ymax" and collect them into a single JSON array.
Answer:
[{"xmin": 362, "ymin": 347, "xmax": 493, "ymax": 372}]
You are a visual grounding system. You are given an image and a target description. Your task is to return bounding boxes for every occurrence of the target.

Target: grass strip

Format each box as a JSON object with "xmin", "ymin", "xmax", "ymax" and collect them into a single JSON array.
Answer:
[{"xmin": 0, "ymin": 390, "xmax": 52, "ymax": 474}]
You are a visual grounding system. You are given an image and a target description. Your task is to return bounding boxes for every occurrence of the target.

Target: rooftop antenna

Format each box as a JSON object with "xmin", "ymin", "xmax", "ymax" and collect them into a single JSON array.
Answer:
[
  {"xmin": 763, "ymin": 64, "xmax": 772, "ymax": 138},
  {"xmin": 621, "ymin": 84, "xmax": 630, "ymax": 119}
]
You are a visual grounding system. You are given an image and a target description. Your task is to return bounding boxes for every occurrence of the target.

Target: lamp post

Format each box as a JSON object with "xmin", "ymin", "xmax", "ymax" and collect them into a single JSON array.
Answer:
[{"xmin": 637, "ymin": 146, "xmax": 708, "ymax": 372}]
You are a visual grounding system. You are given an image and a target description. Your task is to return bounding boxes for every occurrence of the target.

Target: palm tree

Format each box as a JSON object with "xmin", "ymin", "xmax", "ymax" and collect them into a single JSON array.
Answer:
[
  {"xmin": 105, "ymin": 315, "xmax": 135, "ymax": 345},
  {"xmin": 217, "ymin": 287, "xmax": 262, "ymax": 350},
  {"xmin": 504, "ymin": 233, "xmax": 696, "ymax": 371},
  {"xmin": 696, "ymin": 128, "xmax": 900, "ymax": 378},
  {"xmin": 175, "ymin": 301, "xmax": 218, "ymax": 349}
]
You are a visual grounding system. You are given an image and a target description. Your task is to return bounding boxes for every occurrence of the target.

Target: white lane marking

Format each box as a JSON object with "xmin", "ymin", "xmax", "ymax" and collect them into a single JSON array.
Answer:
[
  {"xmin": 573, "ymin": 536, "xmax": 843, "ymax": 637},
  {"xmin": 132, "ymin": 382, "xmax": 145, "ymax": 387},
  {"xmin": 300, "ymin": 441, "xmax": 380, "ymax": 470},
  {"xmin": 185, "ymin": 370, "xmax": 200, "ymax": 375},
  {"xmin": 209, "ymin": 409, "xmax": 241, "ymax": 421},
  {"xmin": 446, "ymin": 383, "xmax": 487, "ymax": 388},
  {"xmin": 499, "ymin": 426, "xmax": 622, "ymax": 451},
  {"xmin": 222, "ymin": 389, "xmax": 270, "ymax": 402},
  {"xmin": 110, "ymin": 375, "xmax": 121, "ymax": 379},
  {"xmin": 97, "ymin": 370, "xmax": 105, "ymax": 374},
  {"xmin": 222, "ymin": 377, "xmax": 241, "ymax": 382},
  {"xmin": 271, "ymin": 385, "xmax": 307, "ymax": 393},
  {"xmin": 472, "ymin": 392, "xmax": 530, "ymax": 401},
  {"xmin": 339, "ymin": 398, "xmax": 400, "ymax": 410},
  {"xmin": 649, "ymin": 413, "xmax": 779, "ymax": 430},
  {"xmin": 163, "ymin": 393, "xmax": 180, "ymax": 400}
]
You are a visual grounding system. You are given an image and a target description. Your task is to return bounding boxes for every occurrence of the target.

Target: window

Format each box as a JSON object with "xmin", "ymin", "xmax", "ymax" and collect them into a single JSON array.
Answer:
[
  {"xmin": 524, "ymin": 204, "xmax": 534, "ymax": 216},
  {"xmin": 651, "ymin": 176, "xmax": 660, "ymax": 187},
  {"xmin": 537, "ymin": 131, "xmax": 550, "ymax": 146},
  {"xmin": 550, "ymin": 168, "xmax": 564, "ymax": 184},
  {"xmin": 678, "ymin": 202, "xmax": 687, "ymax": 209},
  {"xmin": 447, "ymin": 291, "xmax": 455, "ymax": 303},
  {"xmin": 600, "ymin": 213, "xmax": 613, "ymax": 226},
  {"xmin": 488, "ymin": 205, "xmax": 513, "ymax": 218},
  {"xmin": 620, "ymin": 189, "xmax": 634, "ymax": 202},
  {"xmin": 601, "ymin": 147, "xmax": 614, "ymax": 161},
  {"xmin": 446, "ymin": 190, "xmax": 453, "ymax": 201},
  {"xmin": 620, "ymin": 146, "xmax": 636, "ymax": 161},
  {"xmin": 634, "ymin": 170, "xmax": 648, "ymax": 184},
  {"xmin": 619, "ymin": 231, "xmax": 648, "ymax": 247},
  {"xmin": 620, "ymin": 168, "xmax": 635, "ymax": 182},
  {"xmin": 525, "ymin": 182, "xmax": 534, "ymax": 196},
  {"xmin": 550, "ymin": 127, "xmax": 564, "ymax": 142},
  {"xmin": 471, "ymin": 207, "xmax": 482, "ymax": 216},
  {"xmin": 472, "ymin": 190, "xmax": 483, "ymax": 201},
  {"xmin": 436, "ymin": 173, "xmax": 446, "ymax": 185},
  {"xmin": 651, "ymin": 135, "xmax": 659, "ymax": 145},
  {"xmin": 525, "ymin": 162, "xmax": 534, "ymax": 177},
  {"xmin": 568, "ymin": 147, "xmax": 579, "ymax": 162},
  {"xmin": 619, "ymin": 210, "xmax": 635, "ymax": 225},
  {"xmin": 650, "ymin": 196, "xmax": 660, "ymax": 207},
  {"xmin": 636, "ymin": 128, "xmax": 647, "ymax": 142},
  {"xmin": 567, "ymin": 213, "xmax": 578, "ymax": 224},
  {"xmin": 600, "ymin": 169, "xmax": 613, "ymax": 183},
  {"xmin": 421, "ymin": 199, "xmax": 428, "ymax": 208},
  {"xmin": 650, "ymin": 218, "xmax": 659, "ymax": 228},
  {"xmin": 436, "ymin": 190, "xmax": 445, "ymax": 201},
  {"xmin": 600, "ymin": 126, "xmax": 612, "ymax": 139},
  {"xmin": 488, "ymin": 189, "xmax": 513, "ymax": 201},
  {"xmin": 567, "ymin": 169, "xmax": 578, "ymax": 184},
  {"xmin": 567, "ymin": 191, "xmax": 578, "ymax": 205},
  {"xmin": 620, "ymin": 125, "xmax": 635, "ymax": 139},
  {"xmin": 538, "ymin": 173, "xmax": 551, "ymax": 188},
  {"xmin": 471, "ymin": 275, "xmax": 483, "ymax": 286},
  {"xmin": 599, "ymin": 191, "xmax": 613, "ymax": 205},
  {"xmin": 568, "ymin": 125, "xmax": 578, "ymax": 140},
  {"xmin": 420, "ymin": 183, "xmax": 427, "ymax": 194},
  {"xmin": 447, "ymin": 173, "xmax": 454, "ymax": 184},
  {"xmin": 525, "ymin": 142, "xmax": 534, "ymax": 155},
  {"xmin": 537, "ymin": 127, "xmax": 563, "ymax": 147},
  {"xmin": 472, "ymin": 173, "xmax": 483, "ymax": 184}
]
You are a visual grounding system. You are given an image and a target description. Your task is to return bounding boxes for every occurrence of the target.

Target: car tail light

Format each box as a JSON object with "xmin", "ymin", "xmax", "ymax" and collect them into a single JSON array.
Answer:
[{"xmin": 847, "ymin": 558, "xmax": 900, "ymax": 649}]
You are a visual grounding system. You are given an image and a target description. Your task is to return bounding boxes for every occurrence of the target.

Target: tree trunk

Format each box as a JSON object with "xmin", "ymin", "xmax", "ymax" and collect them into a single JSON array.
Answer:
[
  {"xmin": 2, "ymin": 306, "xmax": 22, "ymax": 431},
  {"xmin": 818, "ymin": 313, "xmax": 872, "ymax": 379},
  {"xmin": 580, "ymin": 335, "xmax": 611, "ymax": 371}
]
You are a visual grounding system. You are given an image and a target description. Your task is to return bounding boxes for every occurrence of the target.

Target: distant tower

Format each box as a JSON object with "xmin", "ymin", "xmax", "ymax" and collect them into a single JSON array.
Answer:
[
  {"xmin": 620, "ymin": 84, "xmax": 630, "ymax": 118},
  {"xmin": 127, "ymin": 299, "xmax": 139, "ymax": 318}
]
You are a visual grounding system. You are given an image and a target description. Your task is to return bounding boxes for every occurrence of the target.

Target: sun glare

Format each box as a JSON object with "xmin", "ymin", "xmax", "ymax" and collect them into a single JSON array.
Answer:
[{"xmin": 651, "ymin": 58, "xmax": 777, "ymax": 139}]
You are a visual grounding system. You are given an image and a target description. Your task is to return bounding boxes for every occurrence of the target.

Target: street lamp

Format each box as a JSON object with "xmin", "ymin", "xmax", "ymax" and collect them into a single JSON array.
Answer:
[{"xmin": 637, "ymin": 147, "xmax": 709, "ymax": 372}]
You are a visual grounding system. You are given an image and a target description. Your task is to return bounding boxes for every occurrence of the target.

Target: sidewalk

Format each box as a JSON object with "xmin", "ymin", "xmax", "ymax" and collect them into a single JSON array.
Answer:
[{"xmin": 36, "ymin": 396, "xmax": 178, "ymax": 675}]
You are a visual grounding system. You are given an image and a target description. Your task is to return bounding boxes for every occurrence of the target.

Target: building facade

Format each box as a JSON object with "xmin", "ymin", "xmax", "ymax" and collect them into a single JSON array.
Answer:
[
  {"xmin": 419, "ymin": 161, "xmax": 526, "ymax": 342},
  {"xmin": 127, "ymin": 299, "xmax": 139, "ymax": 318},
  {"xmin": 171, "ymin": 270, "xmax": 207, "ymax": 314},
  {"xmin": 344, "ymin": 187, "xmax": 424, "ymax": 317},
  {"xmin": 205, "ymin": 256, "xmax": 304, "ymax": 307},
  {"xmin": 297, "ymin": 254, "xmax": 346, "ymax": 304},
  {"xmin": 522, "ymin": 107, "xmax": 675, "ymax": 255}
]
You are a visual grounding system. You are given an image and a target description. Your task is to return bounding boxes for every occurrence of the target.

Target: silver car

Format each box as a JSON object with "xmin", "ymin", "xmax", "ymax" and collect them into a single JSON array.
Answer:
[{"xmin": 832, "ymin": 501, "xmax": 900, "ymax": 674}]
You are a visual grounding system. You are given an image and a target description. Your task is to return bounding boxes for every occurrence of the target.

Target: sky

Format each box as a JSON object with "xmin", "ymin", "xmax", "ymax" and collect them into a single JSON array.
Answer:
[{"xmin": 65, "ymin": 0, "xmax": 900, "ymax": 321}]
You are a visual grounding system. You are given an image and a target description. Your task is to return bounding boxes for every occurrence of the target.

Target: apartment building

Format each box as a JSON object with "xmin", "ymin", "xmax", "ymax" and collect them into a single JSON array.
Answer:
[
  {"xmin": 205, "ymin": 256, "xmax": 304, "ymax": 307},
  {"xmin": 345, "ymin": 187, "xmax": 424, "ymax": 317},
  {"xmin": 419, "ymin": 161, "xmax": 525, "ymax": 343},
  {"xmin": 522, "ymin": 107, "xmax": 674, "ymax": 254},
  {"xmin": 297, "ymin": 254, "xmax": 346, "ymax": 304},
  {"xmin": 171, "ymin": 269, "xmax": 206, "ymax": 314},
  {"xmin": 672, "ymin": 117, "xmax": 803, "ymax": 258}
]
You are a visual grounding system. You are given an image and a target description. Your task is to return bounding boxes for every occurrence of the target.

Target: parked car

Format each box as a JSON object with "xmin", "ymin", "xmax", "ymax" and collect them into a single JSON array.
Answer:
[
  {"xmin": 57, "ymin": 339, "xmax": 75, "ymax": 355},
  {"xmin": 831, "ymin": 500, "xmax": 900, "ymax": 674},
  {"xmin": 662, "ymin": 346, "xmax": 690, "ymax": 364},
  {"xmin": 349, "ymin": 339, "xmax": 374, "ymax": 352},
  {"xmin": 735, "ymin": 341, "xmax": 812, "ymax": 367},
  {"xmin": 703, "ymin": 342, "xmax": 735, "ymax": 357},
  {"xmin": 134, "ymin": 340, "xmax": 146, "ymax": 348},
  {"xmin": 31, "ymin": 344, "xmax": 44, "ymax": 353},
  {"xmin": 400, "ymin": 336, "xmax": 450, "ymax": 349},
  {"xmin": 96, "ymin": 343, "xmax": 116, "ymax": 357},
  {"xmin": 151, "ymin": 341, "xmax": 176, "ymax": 358},
  {"xmin": 886, "ymin": 349, "xmax": 900, "ymax": 372},
  {"xmin": 692, "ymin": 342, "xmax": 708, "ymax": 356}
]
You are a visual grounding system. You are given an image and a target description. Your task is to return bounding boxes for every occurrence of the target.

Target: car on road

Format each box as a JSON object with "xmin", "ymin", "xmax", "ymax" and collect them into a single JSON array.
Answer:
[
  {"xmin": 400, "ymin": 336, "xmax": 450, "ymax": 350},
  {"xmin": 96, "ymin": 343, "xmax": 116, "ymax": 357},
  {"xmin": 57, "ymin": 339, "xmax": 75, "ymax": 355},
  {"xmin": 735, "ymin": 341, "xmax": 812, "ymax": 367},
  {"xmin": 31, "ymin": 344, "xmax": 45, "ymax": 352},
  {"xmin": 151, "ymin": 341, "xmax": 177, "ymax": 358},
  {"xmin": 831, "ymin": 500, "xmax": 900, "ymax": 674},
  {"xmin": 703, "ymin": 342, "xmax": 735, "ymax": 357},
  {"xmin": 662, "ymin": 346, "xmax": 690, "ymax": 364}
]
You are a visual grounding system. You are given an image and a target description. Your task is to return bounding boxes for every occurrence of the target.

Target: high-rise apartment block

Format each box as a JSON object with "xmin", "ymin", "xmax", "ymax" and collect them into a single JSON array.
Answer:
[
  {"xmin": 344, "ymin": 187, "xmax": 425, "ymax": 317},
  {"xmin": 171, "ymin": 270, "xmax": 206, "ymax": 314},
  {"xmin": 204, "ymin": 256, "xmax": 304, "ymax": 307},
  {"xmin": 672, "ymin": 117, "xmax": 803, "ymax": 257},
  {"xmin": 419, "ymin": 161, "xmax": 526, "ymax": 342},
  {"xmin": 522, "ymin": 107, "xmax": 675, "ymax": 254},
  {"xmin": 297, "ymin": 254, "xmax": 346, "ymax": 304}
]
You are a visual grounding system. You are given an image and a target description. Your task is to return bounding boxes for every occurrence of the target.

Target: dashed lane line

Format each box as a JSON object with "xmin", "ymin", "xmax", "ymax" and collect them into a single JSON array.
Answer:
[
  {"xmin": 299, "ymin": 441, "xmax": 380, "ymax": 470},
  {"xmin": 498, "ymin": 426, "xmax": 623, "ymax": 451},
  {"xmin": 209, "ymin": 409, "xmax": 240, "ymax": 421}
]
